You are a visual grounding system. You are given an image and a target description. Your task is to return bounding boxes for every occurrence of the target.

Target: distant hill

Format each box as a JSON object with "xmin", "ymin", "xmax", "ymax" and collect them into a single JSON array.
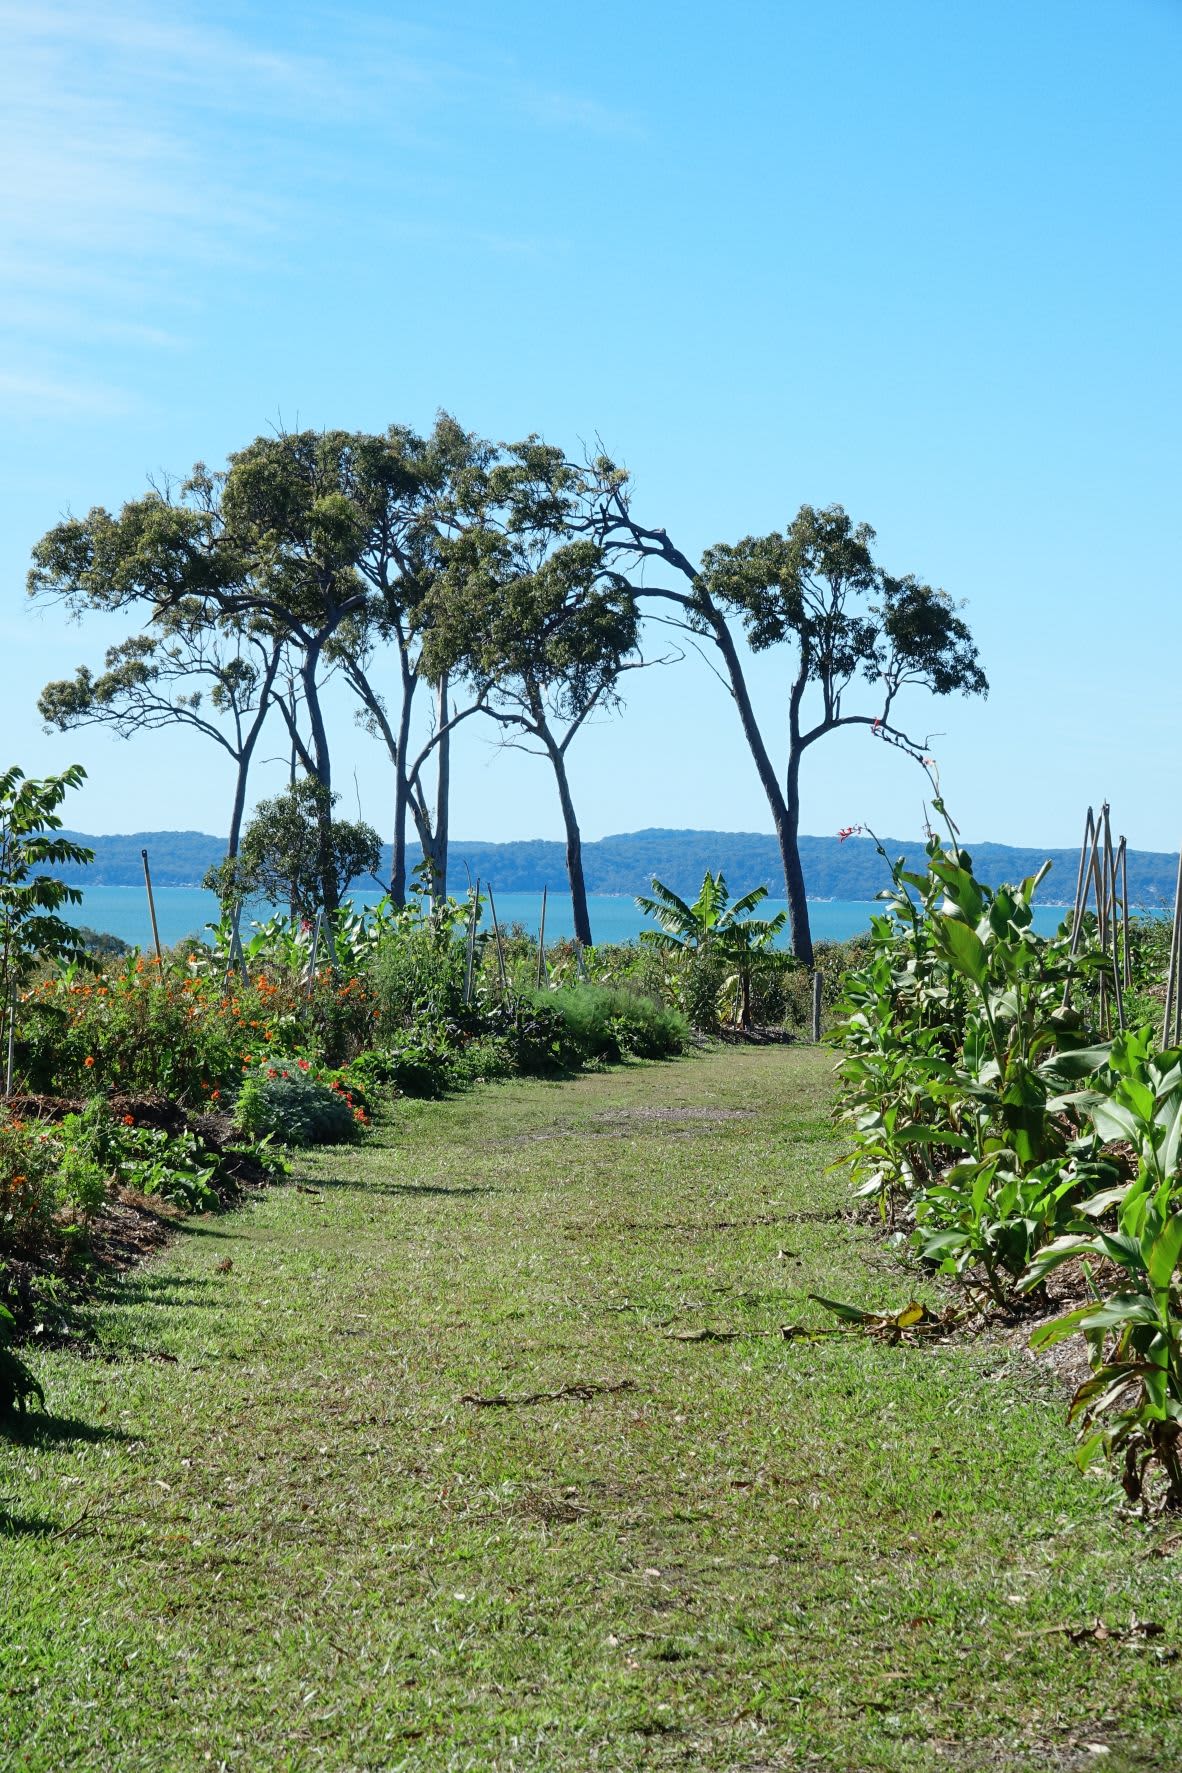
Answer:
[{"xmin": 57, "ymin": 826, "xmax": 1181, "ymax": 907}]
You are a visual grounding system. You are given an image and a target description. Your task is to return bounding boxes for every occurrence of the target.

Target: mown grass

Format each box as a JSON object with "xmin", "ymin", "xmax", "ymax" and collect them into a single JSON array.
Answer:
[{"xmin": 4, "ymin": 1046, "xmax": 1182, "ymax": 1771}]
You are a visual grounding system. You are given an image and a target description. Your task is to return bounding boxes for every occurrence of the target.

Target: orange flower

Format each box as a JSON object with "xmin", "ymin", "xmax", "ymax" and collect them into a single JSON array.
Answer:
[
  {"xmin": 122, "ymin": 1114, "xmax": 135, "ymax": 1126},
  {"xmin": 84, "ymin": 1055, "xmax": 95, "ymax": 1068},
  {"xmin": 11, "ymin": 1173, "xmax": 27, "ymax": 1187},
  {"xmin": 210, "ymin": 1089, "xmax": 221, "ymax": 1102}
]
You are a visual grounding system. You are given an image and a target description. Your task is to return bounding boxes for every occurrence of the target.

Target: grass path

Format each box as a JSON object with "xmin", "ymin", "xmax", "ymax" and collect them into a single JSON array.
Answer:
[{"xmin": 5, "ymin": 1046, "xmax": 1182, "ymax": 1771}]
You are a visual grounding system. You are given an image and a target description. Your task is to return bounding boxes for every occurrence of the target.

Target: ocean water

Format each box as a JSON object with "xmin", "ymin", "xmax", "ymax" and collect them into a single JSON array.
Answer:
[{"xmin": 67, "ymin": 883, "xmax": 1074, "ymax": 951}]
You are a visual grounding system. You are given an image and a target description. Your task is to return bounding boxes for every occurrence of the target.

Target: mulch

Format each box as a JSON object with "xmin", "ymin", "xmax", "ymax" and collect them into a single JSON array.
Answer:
[{"xmin": 1, "ymin": 1093, "xmax": 274, "ymax": 1342}]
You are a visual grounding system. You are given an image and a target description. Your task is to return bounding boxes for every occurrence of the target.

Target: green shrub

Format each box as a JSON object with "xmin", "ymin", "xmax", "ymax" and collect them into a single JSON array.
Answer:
[
  {"xmin": 680, "ymin": 951, "xmax": 726, "ymax": 1033},
  {"xmin": 370, "ymin": 929, "xmax": 467, "ymax": 1032},
  {"xmin": 370, "ymin": 1022, "xmax": 459, "ymax": 1098},
  {"xmin": 449, "ymin": 1034, "xmax": 516, "ymax": 1086},
  {"xmin": 234, "ymin": 1072, "xmax": 359, "ymax": 1147},
  {"xmin": 523, "ymin": 985, "xmax": 689, "ymax": 1066}
]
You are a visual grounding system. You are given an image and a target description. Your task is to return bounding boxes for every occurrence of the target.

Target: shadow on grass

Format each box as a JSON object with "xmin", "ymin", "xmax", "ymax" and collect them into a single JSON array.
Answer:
[
  {"xmin": 3, "ymin": 1411, "xmax": 136, "ymax": 1450},
  {"xmin": 0, "ymin": 1507, "xmax": 64, "ymax": 1538},
  {"xmin": 309, "ymin": 1176, "xmax": 496, "ymax": 1198}
]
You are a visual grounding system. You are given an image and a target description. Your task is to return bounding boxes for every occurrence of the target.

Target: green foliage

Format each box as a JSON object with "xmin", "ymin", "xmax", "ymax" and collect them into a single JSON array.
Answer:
[
  {"xmin": 206, "ymin": 778, "xmax": 382, "ymax": 920},
  {"xmin": 72, "ymin": 925, "xmax": 132, "ymax": 957},
  {"xmin": 0, "ymin": 765, "xmax": 95, "ymax": 1034},
  {"xmin": 521, "ymin": 985, "xmax": 689, "ymax": 1067}
]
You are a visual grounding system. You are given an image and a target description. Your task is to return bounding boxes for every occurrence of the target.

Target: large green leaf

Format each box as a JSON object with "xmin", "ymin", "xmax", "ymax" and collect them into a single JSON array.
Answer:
[
  {"xmin": 938, "ymin": 917, "xmax": 989, "ymax": 988},
  {"xmin": 1147, "ymin": 1217, "xmax": 1182, "ymax": 1291}
]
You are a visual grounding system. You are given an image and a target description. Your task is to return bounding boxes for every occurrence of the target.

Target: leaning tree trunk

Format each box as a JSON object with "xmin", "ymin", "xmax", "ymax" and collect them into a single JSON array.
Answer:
[
  {"xmin": 781, "ymin": 743, "xmax": 814, "ymax": 967},
  {"xmin": 548, "ymin": 740, "xmax": 593, "ymax": 948},
  {"xmin": 703, "ymin": 602, "xmax": 813, "ymax": 962}
]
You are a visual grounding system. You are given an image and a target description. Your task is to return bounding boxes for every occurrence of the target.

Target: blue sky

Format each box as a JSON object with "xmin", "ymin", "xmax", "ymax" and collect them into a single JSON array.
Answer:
[{"xmin": 2, "ymin": 0, "xmax": 1179, "ymax": 853}]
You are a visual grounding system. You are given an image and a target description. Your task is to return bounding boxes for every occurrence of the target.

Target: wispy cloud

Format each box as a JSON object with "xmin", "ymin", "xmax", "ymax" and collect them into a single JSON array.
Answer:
[
  {"xmin": 0, "ymin": 1, "xmax": 641, "ymax": 417},
  {"xmin": 0, "ymin": 369, "xmax": 133, "ymax": 416},
  {"xmin": 518, "ymin": 89, "xmax": 643, "ymax": 140}
]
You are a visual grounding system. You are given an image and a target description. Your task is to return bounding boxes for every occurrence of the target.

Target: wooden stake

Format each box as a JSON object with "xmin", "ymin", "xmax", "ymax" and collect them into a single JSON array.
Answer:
[
  {"xmin": 306, "ymin": 909, "xmax": 323, "ymax": 1001},
  {"xmin": 536, "ymin": 886, "xmax": 548, "ymax": 990},
  {"xmin": 486, "ymin": 883, "xmax": 508, "ymax": 991},
  {"xmin": 1163, "ymin": 845, "xmax": 1182, "ymax": 1051},
  {"xmin": 141, "ymin": 848, "xmax": 164, "ymax": 972},
  {"xmin": 811, "ymin": 969, "xmax": 823, "ymax": 1043}
]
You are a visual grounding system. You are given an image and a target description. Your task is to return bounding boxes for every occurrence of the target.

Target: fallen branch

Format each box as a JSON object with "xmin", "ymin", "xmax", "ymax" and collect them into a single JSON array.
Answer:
[{"xmin": 461, "ymin": 1379, "xmax": 636, "ymax": 1408}]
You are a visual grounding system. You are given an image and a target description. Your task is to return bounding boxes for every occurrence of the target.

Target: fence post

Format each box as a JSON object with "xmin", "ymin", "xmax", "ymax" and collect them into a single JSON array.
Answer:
[{"xmin": 811, "ymin": 969, "xmax": 823, "ymax": 1043}]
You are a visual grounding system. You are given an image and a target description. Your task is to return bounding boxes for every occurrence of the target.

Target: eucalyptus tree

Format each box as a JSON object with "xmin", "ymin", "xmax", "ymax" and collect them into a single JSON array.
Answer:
[
  {"xmin": 29, "ymin": 435, "xmax": 381, "ymax": 914},
  {"xmin": 422, "ymin": 442, "xmax": 646, "ymax": 947},
  {"xmin": 570, "ymin": 466, "xmax": 988, "ymax": 963},
  {"xmin": 210, "ymin": 777, "xmax": 381, "ymax": 924},
  {"xmin": 325, "ymin": 416, "xmax": 492, "ymax": 905},
  {"xmin": 36, "ymin": 616, "xmax": 284, "ymax": 858}
]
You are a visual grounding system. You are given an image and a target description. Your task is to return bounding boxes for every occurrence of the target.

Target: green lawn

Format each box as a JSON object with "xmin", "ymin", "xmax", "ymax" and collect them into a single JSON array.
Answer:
[{"xmin": 4, "ymin": 1045, "xmax": 1182, "ymax": 1771}]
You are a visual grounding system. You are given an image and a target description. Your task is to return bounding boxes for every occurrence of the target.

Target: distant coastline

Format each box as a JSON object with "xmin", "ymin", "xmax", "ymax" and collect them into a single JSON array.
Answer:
[{"xmin": 55, "ymin": 826, "xmax": 1180, "ymax": 907}]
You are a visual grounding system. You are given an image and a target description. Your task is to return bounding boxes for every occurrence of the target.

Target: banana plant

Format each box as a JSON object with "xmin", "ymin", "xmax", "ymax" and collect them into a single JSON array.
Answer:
[{"xmin": 637, "ymin": 871, "xmax": 786, "ymax": 1029}]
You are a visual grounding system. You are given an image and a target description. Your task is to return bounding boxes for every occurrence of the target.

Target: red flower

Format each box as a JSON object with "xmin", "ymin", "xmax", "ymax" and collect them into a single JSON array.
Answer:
[
  {"xmin": 83, "ymin": 1055, "xmax": 95, "ymax": 1069},
  {"xmin": 122, "ymin": 1113, "xmax": 135, "ymax": 1127},
  {"xmin": 297, "ymin": 1059, "xmax": 310, "ymax": 1072}
]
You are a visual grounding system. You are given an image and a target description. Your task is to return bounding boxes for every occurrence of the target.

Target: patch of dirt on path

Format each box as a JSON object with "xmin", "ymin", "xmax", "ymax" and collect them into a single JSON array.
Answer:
[
  {"xmin": 497, "ymin": 1105, "xmax": 758, "ymax": 1147},
  {"xmin": 590, "ymin": 1106, "xmax": 757, "ymax": 1124}
]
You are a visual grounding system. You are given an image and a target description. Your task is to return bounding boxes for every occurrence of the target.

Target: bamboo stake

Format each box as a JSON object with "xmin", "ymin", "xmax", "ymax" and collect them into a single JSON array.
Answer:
[
  {"xmin": 811, "ymin": 969, "xmax": 823, "ymax": 1044},
  {"xmin": 1119, "ymin": 837, "xmax": 1131, "ymax": 990},
  {"xmin": 4, "ymin": 993, "xmax": 14, "ymax": 1097},
  {"xmin": 1068, "ymin": 806, "xmax": 1095, "ymax": 952},
  {"xmin": 141, "ymin": 848, "xmax": 164, "ymax": 972},
  {"xmin": 1065, "ymin": 808, "xmax": 1101, "ymax": 1012},
  {"xmin": 1097, "ymin": 804, "xmax": 1114, "ymax": 951},
  {"xmin": 1163, "ymin": 845, "xmax": 1182, "ymax": 1051},
  {"xmin": 1100, "ymin": 805, "xmax": 1124, "ymax": 1032},
  {"xmin": 536, "ymin": 886, "xmax": 548, "ymax": 990},
  {"xmin": 486, "ymin": 883, "xmax": 508, "ymax": 991}
]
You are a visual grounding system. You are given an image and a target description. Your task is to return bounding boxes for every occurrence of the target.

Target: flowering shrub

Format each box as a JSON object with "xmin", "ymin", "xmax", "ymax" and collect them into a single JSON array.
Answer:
[{"xmin": 14, "ymin": 955, "xmax": 376, "ymax": 1102}]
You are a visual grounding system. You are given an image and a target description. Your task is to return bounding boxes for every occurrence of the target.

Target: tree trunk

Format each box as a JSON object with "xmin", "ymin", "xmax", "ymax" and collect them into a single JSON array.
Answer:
[
  {"xmin": 635, "ymin": 536, "xmax": 816, "ymax": 963},
  {"xmin": 390, "ymin": 678, "xmax": 416, "ymax": 906},
  {"xmin": 227, "ymin": 761, "xmax": 248, "ymax": 861},
  {"xmin": 228, "ymin": 642, "xmax": 282, "ymax": 860},
  {"xmin": 301, "ymin": 643, "xmax": 338, "ymax": 916},
  {"xmin": 548, "ymin": 739, "xmax": 593, "ymax": 948},
  {"xmin": 702, "ymin": 602, "xmax": 813, "ymax": 963},
  {"xmin": 782, "ymin": 743, "xmax": 814, "ymax": 966},
  {"xmin": 431, "ymin": 674, "xmax": 450, "ymax": 905}
]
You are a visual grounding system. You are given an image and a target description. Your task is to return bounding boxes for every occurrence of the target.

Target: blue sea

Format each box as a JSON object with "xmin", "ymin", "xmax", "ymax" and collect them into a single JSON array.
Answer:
[{"xmin": 67, "ymin": 883, "xmax": 1075, "ymax": 951}]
